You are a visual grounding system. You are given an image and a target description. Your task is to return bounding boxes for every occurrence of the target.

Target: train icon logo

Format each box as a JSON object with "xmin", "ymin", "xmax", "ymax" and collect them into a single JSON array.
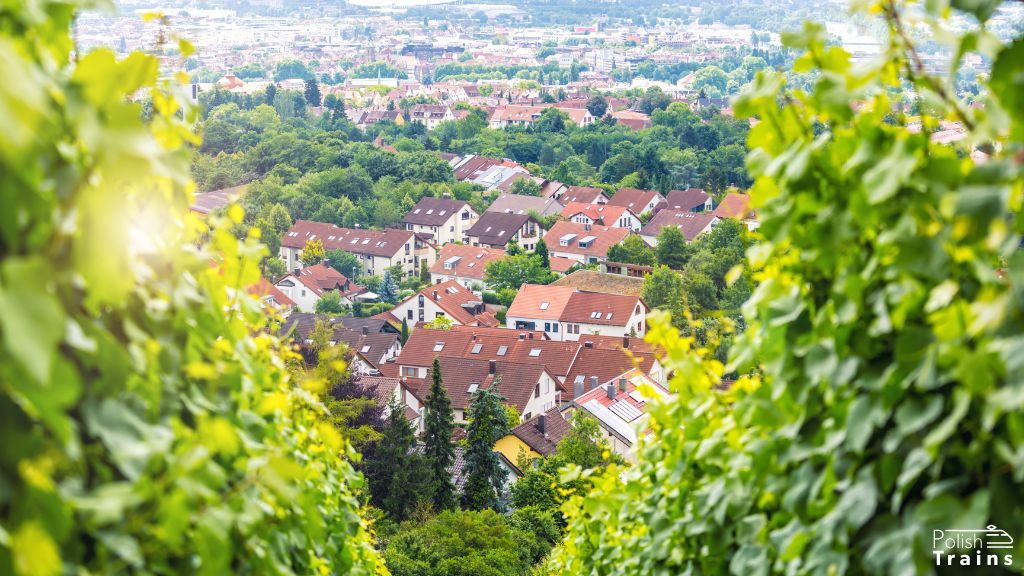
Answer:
[{"xmin": 933, "ymin": 525, "xmax": 1015, "ymax": 568}]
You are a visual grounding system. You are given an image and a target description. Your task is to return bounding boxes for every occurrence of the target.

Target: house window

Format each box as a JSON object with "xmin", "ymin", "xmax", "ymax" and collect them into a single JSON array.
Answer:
[
  {"xmin": 418, "ymin": 295, "xmax": 425, "ymax": 307},
  {"xmin": 534, "ymin": 384, "xmax": 540, "ymax": 398},
  {"xmin": 407, "ymin": 310, "xmax": 413, "ymax": 320},
  {"xmin": 401, "ymin": 367, "xmax": 417, "ymax": 377},
  {"xmin": 552, "ymin": 324, "xmax": 559, "ymax": 333},
  {"xmin": 418, "ymin": 310, "xmax": 425, "ymax": 322},
  {"xmin": 435, "ymin": 312, "xmax": 445, "ymax": 319},
  {"xmin": 450, "ymin": 226, "xmax": 455, "ymax": 232},
  {"xmin": 544, "ymin": 322, "xmax": 551, "ymax": 332}
]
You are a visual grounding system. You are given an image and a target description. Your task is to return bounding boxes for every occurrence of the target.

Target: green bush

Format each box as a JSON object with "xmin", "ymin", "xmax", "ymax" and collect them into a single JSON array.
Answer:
[{"xmin": 0, "ymin": 3, "xmax": 381, "ymax": 575}]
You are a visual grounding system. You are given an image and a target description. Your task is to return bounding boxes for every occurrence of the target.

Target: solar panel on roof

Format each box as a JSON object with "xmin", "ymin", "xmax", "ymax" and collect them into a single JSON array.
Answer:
[{"xmin": 608, "ymin": 400, "xmax": 643, "ymax": 422}]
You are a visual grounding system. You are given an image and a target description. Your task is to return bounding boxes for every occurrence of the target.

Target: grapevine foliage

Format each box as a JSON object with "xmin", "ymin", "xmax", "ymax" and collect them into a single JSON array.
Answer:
[
  {"xmin": 0, "ymin": 2, "xmax": 383, "ymax": 574},
  {"xmin": 553, "ymin": 1, "xmax": 1024, "ymax": 574}
]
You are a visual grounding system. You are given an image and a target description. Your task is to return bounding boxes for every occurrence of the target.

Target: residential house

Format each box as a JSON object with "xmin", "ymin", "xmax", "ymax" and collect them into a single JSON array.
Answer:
[
  {"xmin": 430, "ymin": 244, "xmax": 506, "ymax": 292},
  {"xmin": 248, "ymin": 277, "xmax": 295, "ymax": 315},
  {"xmin": 557, "ymin": 186, "xmax": 610, "ymax": 205},
  {"xmin": 487, "ymin": 193, "xmax": 564, "ymax": 217},
  {"xmin": 561, "ymin": 202, "xmax": 642, "ymax": 231},
  {"xmin": 713, "ymin": 192, "xmax": 759, "ymax": 230},
  {"xmin": 607, "ymin": 188, "xmax": 665, "ymax": 216},
  {"xmin": 351, "ymin": 108, "xmax": 404, "ymax": 129},
  {"xmin": 281, "ymin": 313, "xmax": 402, "ymax": 374},
  {"xmin": 569, "ymin": 369, "xmax": 670, "ymax": 463},
  {"xmin": 544, "ymin": 221, "xmax": 631, "ymax": 264},
  {"xmin": 494, "ymin": 174, "xmax": 568, "ymax": 200},
  {"xmin": 280, "ymin": 220, "xmax": 435, "ymax": 278},
  {"xmin": 505, "ymin": 284, "xmax": 648, "ymax": 341},
  {"xmin": 410, "ymin": 444, "xmax": 521, "ymax": 496},
  {"xmin": 639, "ymin": 210, "xmax": 717, "ymax": 245},
  {"xmin": 496, "ymin": 408, "xmax": 571, "ymax": 463},
  {"xmin": 409, "ymin": 104, "xmax": 455, "ymax": 129},
  {"xmin": 401, "ymin": 196, "xmax": 478, "ymax": 245},
  {"xmin": 611, "ymin": 109, "xmax": 652, "ymax": 131},
  {"xmin": 390, "ymin": 279, "xmax": 500, "ymax": 328},
  {"xmin": 274, "ymin": 264, "xmax": 364, "ymax": 312},
  {"xmin": 337, "ymin": 317, "xmax": 401, "ymax": 335},
  {"xmin": 665, "ymin": 188, "xmax": 713, "ymax": 212},
  {"xmin": 401, "ymin": 356, "xmax": 561, "ymax": 424},
  {"xmin": 601, "ymin": 261, "xmax": 654, "ymax": 278},
  {"xmin": 465, "ymin": 211, "xmax": 542, "ymax": 251},
  {"xmin": 488, "ymin": 105, "xmax": 595, "ymax": 129},
  {"xmin": 451, "ymin": 154, "xmax": 529, "ymax": 190},
  {"xmin": 356, "ymin": 374, "xmax": 424, "ymax": 431}
]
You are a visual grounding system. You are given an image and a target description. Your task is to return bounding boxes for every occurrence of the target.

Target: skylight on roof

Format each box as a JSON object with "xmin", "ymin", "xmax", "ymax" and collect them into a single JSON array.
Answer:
[
  {"xmin": 439, "ymin": 210, "xmax": 446, "ymax": 216},
  {"xmin": 471, "ymin": 343, "xmax": 483, "ymax": 354},
  {"xmin": 361, "ymin": 345, "xmax": 371, "ymax": 353},
  {"xmin": 496, "ymin": 345, "xmax": 508, "ymax": 356},
  {"xmin": 539, "ymin": 302, "xmax": 549, "ymax": 310},
  {"xmin": 433, "ymin": 342, "xmax": 445, "ymax": 352},
  {"xmin": 529, "ymin": 349, "xmax": 541, "ymax": 357},
  {"xmin": 606, "ymin": 312, "xmax": 613, "ymax": 320},
  {"xmin": 426, "ymin": 209, "xmax": 434, "ymax": 214},
  {"xmin": 467, "ymin": 383, "xmax": 479, "ymax": 394},
  {"xmin": 414, "ymin": 209, "xmax": 421, "ymax": 214}
]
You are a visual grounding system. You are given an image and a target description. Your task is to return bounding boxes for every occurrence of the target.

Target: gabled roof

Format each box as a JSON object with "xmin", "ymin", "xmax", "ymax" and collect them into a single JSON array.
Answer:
[
  {"xmin": 561, "ymin": 202, "xmax": 635, "ymax": 226},
  {"xmin": 288, "ymin": 264, "xmax": 363, "ymax": 298},
  {"xmin": 487, "ymin": 193, "xmax": 564, "ymax": 217},
  {"xmin": 405, "ymin": 280, "xmax": 499, "ymax": 327},
  {"xmin": 282, "ymin": 220, "xmax": 414, "ymax": 258},
  {"xmin": 665, "ymin": 188, "xmax": 711, "ymax": 212},
  {"xmin": 505, "ymin": 284, "xmax": 577, "ymax": 321},
  {"xmin": 560, "ymin": 186, "xmax": 609, "ymax": 205},
  {"xmin": 560, "ymin": 291, "xmax": 644, "ymax": 327},
  {"xmin": 465, "ymin": 211, "xmax": 536, "ymax": 247},
  {"xmin": 402, "ymin": 196, "xmax": 471, "ymax": 227},
  {"xmin": 430, "ymin": 244, "xmax": 507, "ymax": 281},
  {"xmin": 278, "ymin": 314, "xmax": 399, "ymax": 369},
  {"xmin": 543, "ymin": 220, "xmax": 630, "ymax": 259},
  {"xmin": 607, "ymin": 188, "xmax": 664, "ymax": 212},
  {"xmin": 512, "ymin": 408, "xmax": 572, "ymax": 456},
  {"xmin": 338, "ymin": 317, "xmax": 401, "ymax": 334},
  {"xmin": 712, "ymin": 192, "xmax": 755, "ymax": 220},
  {"xmin": 453, "ymin": 155, "xmax": 522, "ymax": 181},
  {"xmin": 248, "ymin": 277, "xmax": 295, "ymax": 310},
  {"xmin": 402, "ymin": 356, "xmax": 552, "ymax": 413},
  {"xmin": 639, "ymin": 210, "xmax": 717, "ymax": 241}
]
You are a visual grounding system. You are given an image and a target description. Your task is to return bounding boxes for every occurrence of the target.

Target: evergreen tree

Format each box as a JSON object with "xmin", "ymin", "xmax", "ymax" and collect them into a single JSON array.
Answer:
[
  {"xmin": 535, "ymin": 237, "xmax": 550, "ymax": 269},
  {"xmin": 304, "ymin": 78, "xmax": 322, "ymax": 107},
  {"xmin": 401, "ymin": 317, "xmax": 409, "ymax": 345},
  {"xmin": 364, "ymin": 398, "xmax": 427, "ymax": 521},
  {"xmin": 420, "ymin": 259, "xmax": 430, "ymax": 283},
  {"xmin": 462, "ymin": 386, "xmax": 511, "ymax": 511},
  {"xmin": 655, "ymin": 226, "xmax": 689, "ymax": 269},
  {"xmin": 380, "ymin": 269, "xmax": 399, "ymax": 304},
  {"xmin": 264, "ymin": 82, "xmax": 277, "ymax": 106},
  {"xmin": 423, "ymin": 358, "xmax": 457, "ymax": 510}
]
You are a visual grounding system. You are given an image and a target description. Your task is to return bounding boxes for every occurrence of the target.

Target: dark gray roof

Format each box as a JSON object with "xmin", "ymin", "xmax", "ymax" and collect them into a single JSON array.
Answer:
[
  {"xmin": 665, "ymin": 188, "xmax": 711, "ymax": 212},
  {"xmin": 465, "ymin": 211, "xmax": 535, "ymax": 247},
  {"xmin": 512, "ymin": 408, "xmax": 571, "ymax": 456}
]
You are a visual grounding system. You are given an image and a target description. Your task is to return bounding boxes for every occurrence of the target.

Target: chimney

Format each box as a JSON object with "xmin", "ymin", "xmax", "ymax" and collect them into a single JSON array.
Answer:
[
  {"xmin": 537, "ymin": 413, "xmax": 547, "ymax": 436},
  {"xmin": 471, "ymin": 334, "xmax": 477, "ymax": 341},
  {"xmin": 622, "ymin": 335, "xmax": 629, "ymax": 348},
  {"xmin": 528, "ymin": 332, "xmax": 534, "ymax": 340},
  {"xmin": 489, "ymin": 360, "xmax": 496, "ymax": 374},
  {"xmin": 619, "ymin": 377, "xmax": 627, "ymax": 392},
  {"xmin": 589, "ymin": 375, "xmax": 599, "ymax": 391},
  {"xmin": 606, "ymin": 384, "xmax": 616, "ymax": 400},
  {"xmin": 432, "ymin": 290, "xmax": 439, "ymax": 300},
  {"xmin": 519, "ymin": 333, "xmax": 526, "ymax": 340},
  {"xmin": 362, "ymin": 326, "xmax": 369, "ymax": 336},
  {"xmin": 574, "ymin": 379, "xmax": 584, "ymax": 399}
]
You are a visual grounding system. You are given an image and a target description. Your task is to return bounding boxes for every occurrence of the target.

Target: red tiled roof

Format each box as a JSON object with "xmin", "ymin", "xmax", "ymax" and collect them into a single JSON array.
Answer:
[
  {"xmin": 505, "ymin": 284, "xmax": 577, "ymax": 321},
  {"xmin": 543, "ymin": 220, "xmax": 630, "ymax": 260},
  {"xmin": 430, "ymin": 244, "xmax": 507, "ymax": 281},
  {"xmin": 294, "ymin": 264, "xmax": 364, "ymax": 298},
  {"xmin": 712, "ymin": 193, "xmax": 754, "ymax": 219},
  {"xmin": 248, "ymin": 277, "xmax": 295, "ymax": 309},
  {"xmin": 405, "ymin": 280, "xmax": 499, "ymax": 327},
  {"xmin": 549, "ymin": 256, "xmax": 577, "ymax": 274},
  {"xmin": 560, "ymin": 291, "xmax": 644, "ymax": 327},
  {"xmin": 402, "ymin": 357, "xmax": 551, "ymax": 412},
  {"xmin": 561, "ymin": 202, "xmax": 634, "ymax": 226}
]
